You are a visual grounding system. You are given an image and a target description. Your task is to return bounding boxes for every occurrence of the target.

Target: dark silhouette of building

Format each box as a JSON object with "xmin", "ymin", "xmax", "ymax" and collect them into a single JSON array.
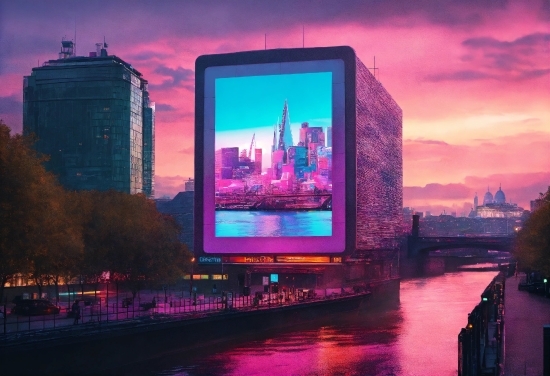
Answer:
[
  {"xmin": 23, "ymin": 40, "xmax": 155, "ymax": 196},
  {"xmin": 156, "ymin": 191, "xmax": 194, "ymax": 250}
]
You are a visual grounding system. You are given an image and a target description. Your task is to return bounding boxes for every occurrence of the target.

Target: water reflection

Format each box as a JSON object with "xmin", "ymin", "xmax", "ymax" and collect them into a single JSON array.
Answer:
[{"xmin": 124, "ymin": 272, "xmax": 496, "ymax": 376}]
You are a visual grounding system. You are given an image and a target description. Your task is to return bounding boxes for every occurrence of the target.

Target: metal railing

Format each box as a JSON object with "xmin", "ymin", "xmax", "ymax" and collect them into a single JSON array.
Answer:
[{"xmin": 1, "ymin": 288, "xmax": 352, "ymax": 341}]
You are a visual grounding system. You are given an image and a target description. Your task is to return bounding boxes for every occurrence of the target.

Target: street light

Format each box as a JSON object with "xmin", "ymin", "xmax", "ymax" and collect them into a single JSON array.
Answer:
[{"xmin": 189, "ymin": 257, "xmax": 195, "ymax": 296}]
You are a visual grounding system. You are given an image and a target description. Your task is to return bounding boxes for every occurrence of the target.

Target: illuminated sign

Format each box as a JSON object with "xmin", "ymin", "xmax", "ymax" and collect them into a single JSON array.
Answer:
[
  {"xmin": 199, "ymin": 256, "xmax": 222, "ymax": 264},
  {"xmin": 224, "ymin": 256, "xmax": 275, "ymax": 263},
  {"xmin": 270, "ymin": 274, "xmax": 279, "ymax": 283},
  {"xmin": 276, "ymin": 256, "xmax": 331, "ymax": 263}
]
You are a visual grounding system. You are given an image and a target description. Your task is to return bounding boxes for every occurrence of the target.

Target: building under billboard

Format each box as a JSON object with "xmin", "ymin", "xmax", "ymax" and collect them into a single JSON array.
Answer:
[{"xmin": 193, "ymin": 46, "xmax": 402, "ymax": 296}]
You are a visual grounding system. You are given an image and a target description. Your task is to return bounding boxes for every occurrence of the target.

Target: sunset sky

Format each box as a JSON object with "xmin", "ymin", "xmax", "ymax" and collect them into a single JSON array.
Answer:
[{"xmin": 0, "ymin": 1, "xmax": 548, "ymax": 214}]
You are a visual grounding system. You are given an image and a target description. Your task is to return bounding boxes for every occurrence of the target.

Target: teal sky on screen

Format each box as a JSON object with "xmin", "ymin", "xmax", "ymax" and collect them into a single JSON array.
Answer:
[{"xmin": 215, "ymin": 72, "xmax": 332, "ymax": 134}]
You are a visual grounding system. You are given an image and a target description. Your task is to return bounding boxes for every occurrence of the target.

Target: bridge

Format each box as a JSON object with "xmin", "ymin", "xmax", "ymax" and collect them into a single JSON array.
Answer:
[{"xmin": 407, "ymin": 235, "xmax": 515, "ymax": 258}]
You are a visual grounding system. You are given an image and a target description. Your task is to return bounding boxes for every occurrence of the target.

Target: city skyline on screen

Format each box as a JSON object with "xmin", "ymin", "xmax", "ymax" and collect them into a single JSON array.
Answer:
[
  {"xmin": 213, "ymin": 70, "xmax": 335, "ymax": 238},
  {"xmin": 215, "ymin": 72, "xmax": 332, "ymax": 156}
]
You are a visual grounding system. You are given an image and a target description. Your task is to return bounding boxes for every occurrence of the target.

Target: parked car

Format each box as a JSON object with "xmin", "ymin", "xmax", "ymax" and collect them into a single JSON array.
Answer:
[{"xmin": 11, "ymin": 299, "xmax": 61, "ymax": 315}]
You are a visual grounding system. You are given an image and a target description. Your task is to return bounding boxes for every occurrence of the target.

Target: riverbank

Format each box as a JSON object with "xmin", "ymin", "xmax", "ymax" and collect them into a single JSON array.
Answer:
[
  {"xmin": 0, "ymin": 290, "xmax": 373, "ymax": 375},
  {"xmin": 504, "ymin": 273, "xmax": 550, "ymax": 376}
]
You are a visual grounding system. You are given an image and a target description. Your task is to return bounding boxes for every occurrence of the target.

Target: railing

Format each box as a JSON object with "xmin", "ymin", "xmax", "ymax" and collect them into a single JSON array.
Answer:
[
  {"xmin": 1, "ymin": 288, "xmax": 359, "ymax": 342},
  {"xmin": 458, "ymin": 271, "xmax": 506, "ymax": 376}
]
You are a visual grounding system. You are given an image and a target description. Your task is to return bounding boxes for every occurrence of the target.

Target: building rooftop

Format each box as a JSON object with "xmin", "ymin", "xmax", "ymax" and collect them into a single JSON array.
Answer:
[{"xmin": 36, "ymin": 55, "xmax": 143, "ymax": 78}]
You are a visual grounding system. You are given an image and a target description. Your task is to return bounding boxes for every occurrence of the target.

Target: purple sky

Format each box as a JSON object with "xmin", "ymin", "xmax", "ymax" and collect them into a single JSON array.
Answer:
[{"xmin": 0, "ymin": 1, "xmax": 549, "ymax": 213}]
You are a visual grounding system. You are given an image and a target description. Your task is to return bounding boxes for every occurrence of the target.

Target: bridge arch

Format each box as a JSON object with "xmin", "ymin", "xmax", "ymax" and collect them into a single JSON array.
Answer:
[{"xmin": 407, "ymin": 236, "xmax": 514, "ymax": 258}]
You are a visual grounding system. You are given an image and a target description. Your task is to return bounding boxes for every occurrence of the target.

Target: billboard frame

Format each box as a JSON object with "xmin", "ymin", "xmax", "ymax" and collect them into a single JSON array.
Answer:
[{"xmin": 195, "ymin": 46, "xmax": 357, "ymax": 258}]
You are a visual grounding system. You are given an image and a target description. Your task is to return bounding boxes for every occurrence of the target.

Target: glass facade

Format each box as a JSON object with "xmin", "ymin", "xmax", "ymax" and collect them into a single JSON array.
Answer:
[
  {"xmin": 23, "ymin": 56, "xmax": 154, "ymax": 197},
  {"xmin": 142, "ymin": 88, "xmax": 155, "ymax": 198}
]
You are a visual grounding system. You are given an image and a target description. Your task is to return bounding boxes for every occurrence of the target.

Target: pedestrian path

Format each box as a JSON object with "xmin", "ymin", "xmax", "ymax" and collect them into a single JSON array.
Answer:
[
  {"xmin": 1, "ymin": 288, "xmax": 357, "ymax": 342},
  {"xmin": 504, "ymin": 274, "xmax": 550, "ymax": 376}
]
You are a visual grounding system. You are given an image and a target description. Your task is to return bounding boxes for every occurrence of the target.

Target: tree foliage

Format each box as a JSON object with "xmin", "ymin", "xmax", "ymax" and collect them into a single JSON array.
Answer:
[
  {"xmin": 82, "ymin": 190, "xmax": 193, "ymax": 297},
  {"xmin": 0, "ymin": 120, "xmax": 192, "ymax": 301},
  {"xmin": 0, "ymin": 120, "xmax": 76, "ymax": 301},
  {"xmin": 513, "ymin": 195, "xmax": 550, "ymax": 276}
]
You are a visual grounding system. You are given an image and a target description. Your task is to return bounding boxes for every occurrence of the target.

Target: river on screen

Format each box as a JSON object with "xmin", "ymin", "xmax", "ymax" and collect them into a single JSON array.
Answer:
[{"xmin": 125, "ymin": 271, "xmax": 497, "ymax": 376}]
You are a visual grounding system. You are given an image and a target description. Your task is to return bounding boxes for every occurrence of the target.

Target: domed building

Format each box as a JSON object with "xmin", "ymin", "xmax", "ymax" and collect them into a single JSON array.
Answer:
[
  {"xmin": 483, "ymin": 187, "xmax": 494, "ymax": 205},
  {"xmin": 470, "ymin": 184, "xmax": 524, "ymax": 218},
  {"xmin": 494, "ymin": 185, "xmax": 506, "ymax": 204}
]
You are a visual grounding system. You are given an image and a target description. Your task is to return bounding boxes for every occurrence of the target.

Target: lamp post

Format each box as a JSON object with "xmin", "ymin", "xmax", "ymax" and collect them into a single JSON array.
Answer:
[
  {"xmin": 221, "ymin": 259, "xmax": 224, "ymax": 294},
  {"xmin": 189, "ymin": 257, "xmax": 195, "ymax": 296}
]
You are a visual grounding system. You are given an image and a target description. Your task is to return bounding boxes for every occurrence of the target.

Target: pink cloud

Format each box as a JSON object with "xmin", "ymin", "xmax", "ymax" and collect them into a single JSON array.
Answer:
[
  {"xmin": 404, "ymin": 171, "xmax": 550, "ymax": 214},
  {"xmin": 0, "ymin": 1, "xmax": 548, "ymax": 208},
  {"xmin": 404, "ymin": 132, "xmax": 550, "ymax": 187}
]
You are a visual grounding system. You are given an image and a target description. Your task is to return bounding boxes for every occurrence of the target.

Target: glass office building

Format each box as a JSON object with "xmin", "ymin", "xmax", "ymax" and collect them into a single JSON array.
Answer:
[{"xmin": 23, "ymin": 41, "xmax": 155, "ymax": 197}]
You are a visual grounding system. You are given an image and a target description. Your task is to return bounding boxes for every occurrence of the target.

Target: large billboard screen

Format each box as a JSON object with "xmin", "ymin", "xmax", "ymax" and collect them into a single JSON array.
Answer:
[{"xmin": 196, "ymin": 49, "xmax": 354, "ymax": 254}]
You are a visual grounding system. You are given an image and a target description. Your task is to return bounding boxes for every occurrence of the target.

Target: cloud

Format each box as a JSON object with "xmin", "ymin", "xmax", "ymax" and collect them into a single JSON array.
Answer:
[
  {"xmin": 0, "ymin": 0, "xmax": 527, "ymax": 49},
  {"xmin": 151, "ymin": 65, "xmax": 194, "ymax": 90},
  {"xmin": 127, "ymin": 51, "xmax": 172, "ymax": 61},
  {"xmin": 404, "ymin": 139, "xmax": 449, "ymax": 145},
  {"xmin": 462, "ymin": 32, "xmax": 550, "ymax": 49},
  {"xmin": 426, "ymin": 70, "xmax": 495, "ymax": 82},
  {"xmin": 0, "ymin": 94, "xmax": 21, "ymax": 115},
  {"xmin": 403, "ymin": 132, "xmax": 550, "ymax": 205},
  {"xmin": 155, "ymin": 103, "xmax": 176, "ymax": 111},
  {"xmin": 404, "ymin": 171, "xmax": 550, "ymax": 214},
  {"xmin": 426, "ymin": 32, "xmax": 550, "ymax": 82},
  {"xmin": 0, "ymin": 94, "xmax": 22, "ymax": 132},
  {"xmin": 178, "ymin": 147, "xmax": 194, "ymax": 155},
  {"xmin": 405, "ymin": 183, "xmax": 472, "ymax": 201}
]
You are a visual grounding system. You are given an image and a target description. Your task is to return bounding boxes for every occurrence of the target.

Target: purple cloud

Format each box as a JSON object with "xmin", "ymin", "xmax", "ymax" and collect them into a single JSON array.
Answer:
[
  {"xmin": 463, "ymin": 32, "xmax": 550, "ymax": 49},
  {"xmin": 0, "ymin": 94, "xmax": 21, "ymax": 115},
  {"xmin": 151, "ymin": 65, "xmax": 194, "ymax": 90},
  {"xmin": 425, "ymin": 32, "xmax": 550, "ymax": 82},
  {"xmin": 155, "ymin": 103, "xmax": 176, "ymax": 112},
  {"xmin": 127, "ymin": 51, "xmax": 172, "ymax": 61},
  {"xmin": 426, "ymin": 70, "xmax": 494, "ymax": 82}
]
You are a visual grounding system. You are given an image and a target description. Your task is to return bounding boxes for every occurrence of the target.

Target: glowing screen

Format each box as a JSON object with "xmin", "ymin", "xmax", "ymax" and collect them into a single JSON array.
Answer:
[
  {"xmin": 215, "ymin": 72, "xmax": 333, "ymax": 237},
  {"xmin": 202, "ymin": 59, "xmax": 345, "ymax": 253}
]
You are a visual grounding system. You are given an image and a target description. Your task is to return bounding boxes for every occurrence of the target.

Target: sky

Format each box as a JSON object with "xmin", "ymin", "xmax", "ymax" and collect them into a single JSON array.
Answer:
[
  {"xmin": 215, "ymin": 72, "xmax": 332, "ymax": 168},
  {"xmin": 0, "ymin": 0, "xmax": 548, "ymax": 214}
]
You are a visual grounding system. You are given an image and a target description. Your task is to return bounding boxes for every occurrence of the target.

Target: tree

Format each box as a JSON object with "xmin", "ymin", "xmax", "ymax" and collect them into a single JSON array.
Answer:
[
  {"xmin": 31, "ymin": 189, "xmax": 84, "ymax": 302},
  {"xmin": 81, "ymin": 190, "xmax": 193, "ymax": 299},
  {"xmin": 0, "ymin": 120, "xmax": 67, "ymax": 302},
  {"xmin": 513, "ymin": 197, "xmax": 550, "ymax": 276}
]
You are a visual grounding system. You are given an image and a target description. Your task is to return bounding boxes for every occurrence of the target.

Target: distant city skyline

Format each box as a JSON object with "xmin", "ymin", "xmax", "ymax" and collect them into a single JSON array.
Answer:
[{"xmin": 0, "ymin": 1, "xmax": 548, "ymax": 213}]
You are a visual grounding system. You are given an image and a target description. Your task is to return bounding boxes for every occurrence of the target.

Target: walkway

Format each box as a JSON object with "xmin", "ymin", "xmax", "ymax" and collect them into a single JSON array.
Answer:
[
  {"xmin": 505, "ymin": 274, "xmax": 550, "ymax": 376},
  {"xmin": 1, "ymin": 287, "xmax": 356, "ymax": 342}
]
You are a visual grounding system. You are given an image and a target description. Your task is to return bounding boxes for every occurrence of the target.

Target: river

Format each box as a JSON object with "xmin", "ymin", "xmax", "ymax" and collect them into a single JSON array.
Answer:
[{"xmin": 127, "ymin": 271, "xmax": 497, "ymax": 376}]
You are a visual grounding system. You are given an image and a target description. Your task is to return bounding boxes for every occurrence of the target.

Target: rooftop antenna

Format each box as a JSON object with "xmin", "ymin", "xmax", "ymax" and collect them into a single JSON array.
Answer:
[
  {"xmin": 302, "ymin": 25, "xmax": 304, "ymax": 48},
  {"xmin": 264, "ymin": 33, "xmax": 267, "ymax": 50},
  {"xmin": 368, "ymin": 56, "xmax": 379, "ymax": 80}
]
